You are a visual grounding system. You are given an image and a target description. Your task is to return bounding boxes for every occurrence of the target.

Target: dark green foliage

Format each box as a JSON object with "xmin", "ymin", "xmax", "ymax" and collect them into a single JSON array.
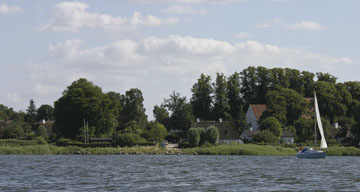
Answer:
[
  {"xmin": 294, "ymin": 118, "xmax": 313, "ymax": 143},
  {"xmin": 117, "ymin": 133, "xmax": 147, "ymax": 147},
  {"xmin": 120, "ymin": 88, "xmax": 148, "ymax": 129},
  {"xmin": 35, "ymin": 125, "xmax": 48, "ymax": 139},
  {"xmin": 153, "ymin": 105, "xmax": 171, "ymax": 130},
  {"xmin": 163, "ymin": 91, "xmax": 193, "ymax": 137},
  {"xmin": 35, "ymin": 136, "xmax": 47, "ymax": 144},
  {"xmin": 206, "ymin": 125, "xmax": 219, "ymax": 145},
  {"xmin": 54, "ymin": 78, "xmax": 118, "ymax": 139},
  {"xmin": 316, "ymin": 72, "xmax": 337, "ymax": 84},
  {"xmin": 191, "ymin": 74, "xmax": 213, "ymax": 120},
  {"xmin": 3, "ymin": 123, "xmax": 24, "ymax": 139},
  {"xmin": 187, "ymin": 128, "xmax": 200, "ymax": 147},
  {"xmin": 260, "ymin": 117, "xmax": 282, "ymax": 137},
  {"xmin": 36, "ymin": 104, "xmax": 54, "ymax": 121},
  {"xmin": 253, "ymin": 130, "xmax": 279, "ymax": 144},
  {"xmin": 144, "ymin": 122, "xmax": 168, "ymax": 143},
  {"xmin": 25, "ymin": 99, "xmax": 37, "ymax": 125},
  {"xmin": 212, "ymin": 73, "xmax": 230, "ymax": 121}
]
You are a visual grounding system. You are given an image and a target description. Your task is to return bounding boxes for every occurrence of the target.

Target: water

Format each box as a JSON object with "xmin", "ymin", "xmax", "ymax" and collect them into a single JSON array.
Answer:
[{"xmin": 1, "ymin": 155, "xmax": 360, "ymax": 191}]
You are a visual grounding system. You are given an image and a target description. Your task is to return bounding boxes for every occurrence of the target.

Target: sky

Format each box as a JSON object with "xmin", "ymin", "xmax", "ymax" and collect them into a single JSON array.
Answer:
[{"xmin": 1, "ymin": 0, "xmax": 359, "ymax": 120}]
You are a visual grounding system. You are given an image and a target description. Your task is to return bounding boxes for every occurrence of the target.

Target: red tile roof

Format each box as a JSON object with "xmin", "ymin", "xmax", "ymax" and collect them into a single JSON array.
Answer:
[{"xmin": 250, "ymin": 104, "xmax": 267, "ymax": 121}]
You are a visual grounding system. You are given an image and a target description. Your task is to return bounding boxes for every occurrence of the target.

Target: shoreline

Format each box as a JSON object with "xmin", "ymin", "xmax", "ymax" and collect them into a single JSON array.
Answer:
[{"xmin": 1, "ymin": 143, "xmax": 360, "ymax": 156}]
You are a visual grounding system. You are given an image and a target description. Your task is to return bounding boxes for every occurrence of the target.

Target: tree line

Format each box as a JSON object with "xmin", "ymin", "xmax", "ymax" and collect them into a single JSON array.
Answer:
[{"xmin": 1, "ymin": 66, "xmax": 360, "ymax": 146}]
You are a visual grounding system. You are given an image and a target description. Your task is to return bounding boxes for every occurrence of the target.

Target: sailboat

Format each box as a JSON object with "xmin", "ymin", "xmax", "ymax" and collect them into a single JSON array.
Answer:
[{"xmin": 297, "ymin": 91, "xmax": 327, "ymax": 158}]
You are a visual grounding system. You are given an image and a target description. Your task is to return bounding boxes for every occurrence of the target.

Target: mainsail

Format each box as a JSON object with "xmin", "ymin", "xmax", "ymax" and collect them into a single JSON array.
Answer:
[{"xmin": 314, "ymin": 92, "xmax": 328, "ymax": 149}]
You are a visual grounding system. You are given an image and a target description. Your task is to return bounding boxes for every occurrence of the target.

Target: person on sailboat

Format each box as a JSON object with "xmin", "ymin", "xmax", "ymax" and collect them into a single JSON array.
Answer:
[{"xmin": 299, "ymin": 145, "xmax": 303, "ymax": 152}]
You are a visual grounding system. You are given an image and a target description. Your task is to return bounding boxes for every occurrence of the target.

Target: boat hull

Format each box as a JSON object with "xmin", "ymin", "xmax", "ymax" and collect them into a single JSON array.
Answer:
[{"xmin": 296, "ymin": 150, "xmax": 326, "ymax": 159}]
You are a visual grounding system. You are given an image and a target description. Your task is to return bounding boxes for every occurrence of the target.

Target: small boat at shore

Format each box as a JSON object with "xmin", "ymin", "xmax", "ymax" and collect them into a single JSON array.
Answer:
[{"xmin": 297, "ymin": 91, "xmax": 327, "ymax": 159}]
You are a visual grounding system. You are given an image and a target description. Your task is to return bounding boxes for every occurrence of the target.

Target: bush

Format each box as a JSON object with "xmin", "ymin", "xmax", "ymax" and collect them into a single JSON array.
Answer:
[
  {"xmin": 260, "ymin": 117, "xmax": 282, "ymax": 137},
  {"xmin": 3, "ymin": 123, "xmax": 24, "ymax": 139},
  {"xmin": 187, "ymin": 128, "xmax": 200, "ymax": 147},
  {"xmin": 35, "ymin": 136, "xmax": 47, "ymax": 145},
  {"xmin": 117, "ymin": 133, "xmax": 147, "ymax": 147},
  {"xmin": 253, "ymin": 130, "xmax": 279, "ymax": 144},
  {"xmin": 35, "ymin": 125, "xmax": 48, "ymax": 139},
  {"xmin": 206, "ymin": 126, "xmax": 219, "ymax": 145},
  {"xmin": 145, "ymin": 122, "xmax": 168, "ymax": 143}
]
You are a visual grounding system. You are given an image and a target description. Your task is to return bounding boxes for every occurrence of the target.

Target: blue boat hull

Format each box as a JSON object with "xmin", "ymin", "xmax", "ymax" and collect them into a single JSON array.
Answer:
[{"xmin": 296, "ymin": 150, "xmax": 326, "ymax": 159}]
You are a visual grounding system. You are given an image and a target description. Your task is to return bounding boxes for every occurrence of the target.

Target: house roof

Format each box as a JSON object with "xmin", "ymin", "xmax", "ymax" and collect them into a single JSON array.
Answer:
[
  {"xmin": 250, "ymin": 104, "xmax": 267, "ymax": 121},
  {"xmin": 281, "ymin": 131, "xmax": 294, "ymax": 137},
  {"xmin": 191, "ymin": 121, "xmax": 239, "ymax": 140}
]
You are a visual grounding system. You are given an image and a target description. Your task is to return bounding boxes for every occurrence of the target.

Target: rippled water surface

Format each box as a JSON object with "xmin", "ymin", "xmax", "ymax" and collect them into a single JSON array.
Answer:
[{"xmin": 1, "ymin": 155, "xmax": 360, "ymax": 191}]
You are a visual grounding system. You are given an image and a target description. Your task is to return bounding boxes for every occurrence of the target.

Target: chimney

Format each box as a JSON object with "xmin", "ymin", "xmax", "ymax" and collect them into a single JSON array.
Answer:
[
  {"xmin": 196, "ymin": 118, "xmax": 200, "ymax": 123},
  {"xmin": 42, "ymin": 119, "xmax": 46, "ymax": 124},
  {"xmin": 219, "ymin": 118, "xmax": 222, "ymax": 123}
]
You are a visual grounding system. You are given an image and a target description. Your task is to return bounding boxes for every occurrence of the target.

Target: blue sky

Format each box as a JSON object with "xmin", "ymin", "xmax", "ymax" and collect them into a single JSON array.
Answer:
[{"xmin": 1, "ymin": 0, "xmax": 359, "ymax": 119}]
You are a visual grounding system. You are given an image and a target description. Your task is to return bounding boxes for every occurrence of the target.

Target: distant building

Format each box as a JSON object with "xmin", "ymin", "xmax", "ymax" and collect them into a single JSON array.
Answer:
[
  {"xmin": 190, "ymin": 119, "xmax": 243, "ymax": 144},
  {"xmin": 240, "ymin": 130, "xmax": 295, "ymax": 144},
  {"xmin": 35, "ymin": 120, "xmax": 55, "ymax": 136},
  {"xmin": 245, "ymin": 104, "xmax": 267, "ymax": 131}
]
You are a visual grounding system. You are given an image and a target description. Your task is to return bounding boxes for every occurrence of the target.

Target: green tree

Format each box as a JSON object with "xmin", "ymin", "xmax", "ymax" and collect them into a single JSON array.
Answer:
[
  {"xmin": 54, "ymin": 78, "xmax": 118, "ymax": 139},
  {"xmin": 294, "ymin": 118, "xmax": 313, "ymax": 143},
  {"xmin": 25, "ymin": 99, "xmax": 37, "ymax": 125},
  {"xmin": 260, "ymin": 117, "xmax": 282, "ymax": 137},
  {"xmin": 187, "ymin": 128, "xmax": 200, "ymax": 147},
  {"xmin": 36, "ymin": 104, "xmax": 54, "ymax": 121},
  {"xmin": 121, "ymin": 88, "xmax": 148, "ymax": 129},
  {"xmin": 3, "ymin": 123, "xmax": 24, "ymax": 139},
  {"xmin": 0, "ymin": 104, "xmax": 17, "ymax": 121},
  {"xmin": 240, "ymin": 66, "xmax": 257, "ymax": 106},
  {"xmin": 35, "ymin": 125, "xmax": 48, "ymax": 139},
  {"xmin": 212, "ymin": 73, "xmax": 230, "ymax": 121},
  {"xmin": 145, "ymin": 122, "xmax": 168, "ymax": 143},
  {"xmin": 316, "ymin": 72, "xmax": 337, "ymax": 84},
  {"xmin": 301, "ymin": 71, "xmax": 315, "ymax": 97},
  {"xmin": 153, "ymin": 105, "xmax": 171, "ymax": 131},
  {"xmin": 206, "ymin": 125, "xmax": 220, "ymax": 145},
  {"xmin": 253, "ymin": 130, "xmax": 279, "ymax": 144},
  {"xmin": 163, "ymin": 91, "xmax": 194, "ymax": 138},
  {"xmin": 191, "ymin": 74, "xmax": 213, "ymax": 120}
]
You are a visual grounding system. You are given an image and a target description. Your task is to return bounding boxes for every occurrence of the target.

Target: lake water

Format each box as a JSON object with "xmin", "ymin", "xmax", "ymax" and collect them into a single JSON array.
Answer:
[{"xmin": 1, "ymin": 155, "xmax": 360, "ymax": 191}]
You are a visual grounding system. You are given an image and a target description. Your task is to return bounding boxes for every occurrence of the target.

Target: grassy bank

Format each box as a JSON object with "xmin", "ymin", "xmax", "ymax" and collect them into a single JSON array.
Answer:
[{"xmin": 184, "ymin": 144, "xmax": 297, "ymax": 156}]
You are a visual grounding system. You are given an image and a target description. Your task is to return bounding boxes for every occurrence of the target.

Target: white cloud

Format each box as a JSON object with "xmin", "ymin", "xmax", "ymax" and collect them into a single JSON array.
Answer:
[
  {"xmin": 39, "ymin": 2, "xmax": 179, "ymax": 32},
  {"xmin": 0, "ymin": 3, "xmax": 22, "ymax": 14},
  {"xmin": 7, "ymin": 93, "xmax": 21, "ymax": 103},
  {"xmin": 288, "ymin": 20, "xmax": 324, "ymax": 30},
  {"xmin": 256, "ymin": 18, "xmax": 281, "ymax": 28},
  {"xmin": 235, "ymin": 32, "xmax": 251, "ymax": 39},
  {"xmin": 164, "ymin": 5, "xmax": 208, "ymax": 15}
]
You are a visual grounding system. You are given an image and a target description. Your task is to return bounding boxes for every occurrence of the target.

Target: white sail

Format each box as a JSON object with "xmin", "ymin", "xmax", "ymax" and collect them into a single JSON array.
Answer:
[{"xmin": 314, "ymin": 92, "xmax": 328, "ymax": 149}]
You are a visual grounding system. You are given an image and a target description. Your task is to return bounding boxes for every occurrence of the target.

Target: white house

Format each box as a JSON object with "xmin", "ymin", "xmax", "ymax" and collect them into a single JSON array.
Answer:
[{"xmin": 245, "ymin": 104, "xmax": 267, "ymax": 131}]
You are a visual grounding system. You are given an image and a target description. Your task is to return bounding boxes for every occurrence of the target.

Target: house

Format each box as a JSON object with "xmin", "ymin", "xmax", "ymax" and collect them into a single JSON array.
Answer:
[
  {"xmin": 190, "ymin": 119, "xmax": 243, "ymax": 144},
  {"xmin": 280, "ymin": 131, "xmax": 295, "ymax": 144},
  {"xmin": 35, "ymin": 120, "xmax": 55, "ymax": 136},
  {"xmin": 245, "ymin": 104, "xmax": 267, "ymax": 131},
  {"xmin": 240, "ymin": 130, "xmax": 295, "ymax": 144},
  {"xmin": 240, "ymin": 130, "xmax": 259, "ymax": 142}
]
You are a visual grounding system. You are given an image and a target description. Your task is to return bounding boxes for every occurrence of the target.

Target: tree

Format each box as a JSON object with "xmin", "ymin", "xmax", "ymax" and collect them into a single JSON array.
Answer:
[
  {"xmin": 0, "ymin": 104, "xmax": 17, "ymax": 121},
  {"xmin": 260, "ymin": 117, "xmax": 282, "ymax": 137},
  {"xmin": 240, "ymin": 66, "xmax": 257, "ymax": 106},
  {"xmin": 36, "ymin": 104, "xmax": 54, "ymax": 121},
  {"xmin": 153, "ymin": 105, "xmax": 171, "ymax": 131},
  {"xmin": 294, "ymin": 118, "xmax": 313, "ymax": 143},
  {"xmin": 3, "ymin": 123, "xmax": 24, "ymax": 139},
  {"xmin": 121, "ymin": 88, "xmax": 148, "ymax": 129},
  {"xmin": 206, "ymin": 125, "xmax": 220, "ymax": 145},
  {"xmin": 25, "ymin": 99, "xmax": 37, "ymax": 125},
  {"xmin": 54, "ymin": 78, "xmax": 118, "ymax": 139},
  {"xmin": 212, "ymin": 73, "xmax": 230, "ymax": 121},
  {"xmin": 191, "ymin": 74, "xmax": 213, "ymax": 120},
  {"xmin": 145, "ymin": 122, "xmax": 168, "ymax": 143},
  {"xmin": 163, "ymin": 91, "xmax": 193, "ymax": 138},
  {"xmin": 35, "ymin": 125, "xmax": 48, "ymax": 139},
  {"xmin": 316, "ymin": 72, "xmax": 337, "ymax": 84},
  {"xmin": 227, "ymin": 73, "xmax": 247, "ymax": 130},
  {"xmin": 253, "ymin": 130, "xmax": 278, "ymax": 144},
  {"xmin": 187, "ymin": 128, "xmax": 200, "ymax": 147},
  {"xmin": 301, "ymin": 71, "xmax": 315, "ymax": 97}
]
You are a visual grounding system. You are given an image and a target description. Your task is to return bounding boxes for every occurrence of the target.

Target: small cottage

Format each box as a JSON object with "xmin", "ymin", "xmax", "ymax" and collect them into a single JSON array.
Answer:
[{"xmin": 245, "ymin": 104, "xmax": 267, "ymax": 131}]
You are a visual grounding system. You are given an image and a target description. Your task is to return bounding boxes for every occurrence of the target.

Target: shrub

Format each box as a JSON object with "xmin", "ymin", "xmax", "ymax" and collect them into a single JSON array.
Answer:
[
  {"xmin": 253, "ymin": 130, "xmax": 279, "ymax": 144},
  {"xmin": 3, "ymin": 123, "xmax": 24, "ymax": 139},
  {"xmin": 35, "ymin": 136, "xmax": 47, "ymax": 145},
  {"xmin": 117, "ymin": 133, "xmax": 147, "ymax": 147},
  {"xmin": 206, "ymin": 125, "xmax": 219, "ymax": 145},
  {"xmin": 260, "ymin": 117, "xmax": 282, "ymax": 137},
  {"xmin": 35, "ymin": 125, "xmax": 48, "ymax": 139},
  {"xmin": 187, "ymin": 128, "xmax": 200, "ymax": 147},
  {"xmin": 145, "ymin": 122, "xmax": 168, "ymax": 143}
]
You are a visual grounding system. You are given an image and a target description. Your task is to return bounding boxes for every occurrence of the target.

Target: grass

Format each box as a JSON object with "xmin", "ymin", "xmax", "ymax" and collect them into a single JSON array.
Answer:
[{"xmin": 184, "ymin": 143, "xmax": 298, "ymax": 156}]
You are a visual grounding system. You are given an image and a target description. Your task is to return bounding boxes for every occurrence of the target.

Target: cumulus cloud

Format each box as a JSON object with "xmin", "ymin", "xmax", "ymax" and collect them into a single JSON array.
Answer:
[
  {"xmin": 0, "ymin": 3, "xmax": 22, "ymax": 14},
  {"xmin": 288, "ymin": 20, "xmax": 324, "ymax": 30},
  {"xmin": 256, "ymin": 18, "xmax": 282, "ymax": 28},
  {"xmin": 39, "ymin": 2, "xmax": 179, "ymax": 32},
  {"xmin": 164, "ymin": 5, "xmax": 208, "ymax": 15}
]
